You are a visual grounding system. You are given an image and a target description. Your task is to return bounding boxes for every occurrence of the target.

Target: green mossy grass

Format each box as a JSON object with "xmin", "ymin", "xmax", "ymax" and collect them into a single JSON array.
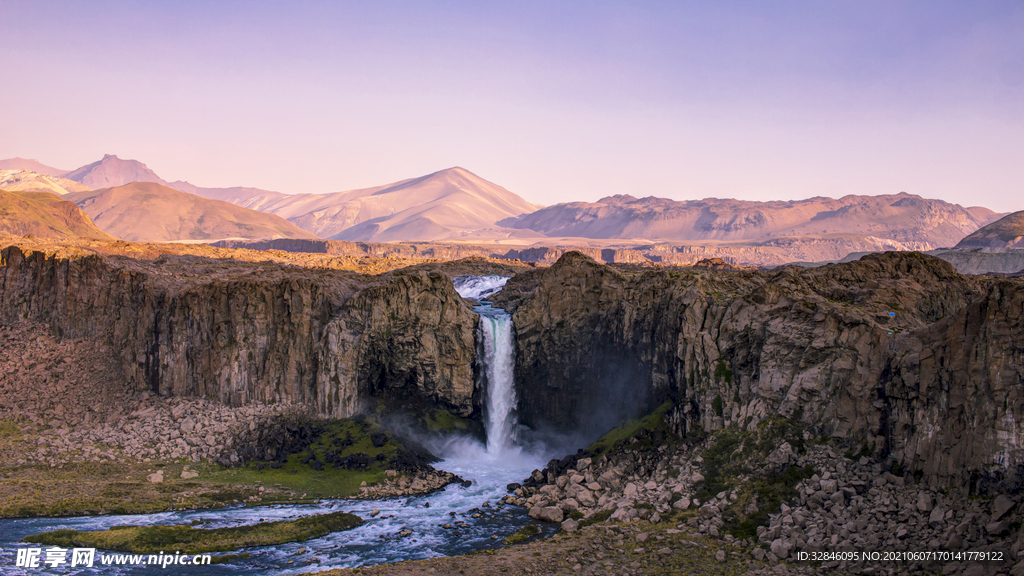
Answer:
[
  {"xmin": 0, "ymin": 460, "xmax": 262, "ymax": 518},
  {"xmin": 578, "ymin": 508, "xmax": 614, "ymax": 527},
  {"xmin": 422, "ymin": 409, "xmax": 472, "ymax": 433},
  {"xmin": 583, "ymin": 401, "xmax": 673, "ymax": 458},
  {"xmin": 25, "ymin": 511, "xmax": 363, "ymax": 554},
  {"xmin": 0, "ymin": 418, "xmax": 20, "ymax": 437},
  {"xmin": 503, "ymin": 524, "xmax": 541, "ymax": 545},
  {"xmin": 692, "ymin": 416, "xmax": 814, "ymax": 539},
  {"xmin": 0, "ymin": 415, "xmax": 435, "ymax": 518},
  {"xmin": 203, "ymin": 416, "xmax": 434, "ymax": 501}
]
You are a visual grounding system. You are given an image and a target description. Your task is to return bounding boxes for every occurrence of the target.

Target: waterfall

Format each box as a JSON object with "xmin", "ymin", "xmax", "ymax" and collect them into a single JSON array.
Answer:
[{"xmin": 453, "ymin": 275, "xmax": 517, "ymax": 453}]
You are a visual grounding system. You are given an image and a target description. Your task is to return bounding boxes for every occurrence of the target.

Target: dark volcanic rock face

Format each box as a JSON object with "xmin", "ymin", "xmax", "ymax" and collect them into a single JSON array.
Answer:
[
  {"xmin": 0, "ymin": 245, "xmax": 478, "ymax": 419},
  {"xmin": 497, "ymin": 251, "xmax": 1024, "ymax": 492},
  {"xmin": 317, "ymin": 269, "xmax": 478, "ymax": 417}
]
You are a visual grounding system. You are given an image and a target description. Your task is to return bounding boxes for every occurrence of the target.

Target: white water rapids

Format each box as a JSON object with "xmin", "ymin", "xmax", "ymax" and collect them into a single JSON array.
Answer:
[{"xmin": 0, "ymin": 275, "xmax": 556, "ymax": 575}]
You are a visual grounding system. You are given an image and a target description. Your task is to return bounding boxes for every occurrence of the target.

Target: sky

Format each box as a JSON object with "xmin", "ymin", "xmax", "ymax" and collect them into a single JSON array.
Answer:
[{"xmin": 1, "ymin": 1, "xmax": 1022, "ymax": 211}]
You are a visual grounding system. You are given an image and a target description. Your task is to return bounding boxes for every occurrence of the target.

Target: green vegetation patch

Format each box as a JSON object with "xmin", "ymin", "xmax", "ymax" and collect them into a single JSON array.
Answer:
[
  {"xmin": 583, "ymin": 402, "xmax": 674, "ymax": 458},
  {"xmin": 579, "ymin": 508, "xmax": 614, "ymax": 527},
  {"xmin": 0, "ymin": 460, "xmax": 266, "ymax": 518},
  {"xmin": 713, "ymin": 361, "xmax": 733, "ymax": 384},
  {"xmin": 422, "ymin": 409, "xmax": 472, "ymax": 433},
  {"xmin": 691, "ymin": 416, "xmax": 813, "ymax": 539},
  {"xmin": 724, "ymin": 465, "xmax": 815, "ymax": 540},
  {"xmin": 503, "ymin": 524, "xmax": 541, "ymax": 545},
  {"xmin": 24, "ymin": 511, "xmax": 363, "ymax": 554},
  {"xmin": 204, "ymin": 416, "xmax": 436, "ymax": 500},
  {"xmin": 696, "ymin": 416, "xmax": 805, "ymax": 500},
  {"xmin": 0, "ymin": 419, "xmax": 20, "ymax": 437}
]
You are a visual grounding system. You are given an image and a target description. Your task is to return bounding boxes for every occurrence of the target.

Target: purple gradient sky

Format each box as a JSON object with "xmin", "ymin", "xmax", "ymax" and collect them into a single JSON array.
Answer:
[{"xmin": 1, "ymin": 1, "xmax": 1022, "ymax": 211}]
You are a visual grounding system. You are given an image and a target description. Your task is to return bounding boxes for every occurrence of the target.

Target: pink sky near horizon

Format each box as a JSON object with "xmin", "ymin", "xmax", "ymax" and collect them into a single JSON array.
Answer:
[{"xmin": 1, "ymin": 1, "xmax": 1021, "ymax": 212}]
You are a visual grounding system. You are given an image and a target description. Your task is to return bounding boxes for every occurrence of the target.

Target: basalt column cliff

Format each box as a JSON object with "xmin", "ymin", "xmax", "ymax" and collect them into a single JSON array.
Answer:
[
  {"xmin": 0, "ymin": 245, "xmax": 479, "ymax": 419},
  {"xmin": 495, "ymin": 251, "xmax": 1024, "ymax": 493}
]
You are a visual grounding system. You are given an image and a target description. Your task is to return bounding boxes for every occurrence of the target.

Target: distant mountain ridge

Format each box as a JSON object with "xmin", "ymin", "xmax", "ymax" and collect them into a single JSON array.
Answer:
[
  {"xmin": 0, "ymin": 156, "xmax": 542, "ymax": 242},
  {"xmin": 233, "ymin": 167, "xmax": 543, "ymax": 242},
  {"xmin": 66, "ymin": 182, "xmax": 318, "ymax": 242},
  {"xmin": 0, "ymin": 169, "xmax": 92, "ymax": 195},
  {"xmin": 502, "ymin": 193, "xmax": 1002, "ymax": 249},
  {"xmin": 176, "ymin": 167, "xmax": 542, "ymax": 241},
  {"xmin": 955, "ymin": 211, "xmax": 1024, "ymax": 249},
  {"xmin": 0, "ymin": 155, "xmax": 1012, "ymax": 254},
  {"xmin": 0, "ymin": 189, "xmax": 114, "ymax": 241},
  {"xmin": 0, "ymin": 158, "xmax": 71, "ymax": 177},
  {"xmin": 62, "ymin": 154, "xmax": 168, "ymax": 189}
]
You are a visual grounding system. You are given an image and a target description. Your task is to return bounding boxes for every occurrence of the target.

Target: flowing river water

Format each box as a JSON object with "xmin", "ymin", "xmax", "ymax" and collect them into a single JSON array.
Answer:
[{"xmin": 0, "ymin": 276, "xmax": 560, "ymax": 575}]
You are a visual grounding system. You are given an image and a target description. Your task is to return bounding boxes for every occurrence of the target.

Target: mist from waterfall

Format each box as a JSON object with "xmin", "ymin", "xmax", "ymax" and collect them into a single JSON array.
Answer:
[{"xmin": 452, "ymin": 275, "xmax": 518, "ymax": 454}]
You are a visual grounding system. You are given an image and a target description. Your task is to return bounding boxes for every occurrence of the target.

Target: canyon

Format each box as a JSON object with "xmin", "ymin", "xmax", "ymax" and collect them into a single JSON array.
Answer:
[
  {"xmin": 2, "ymin": 237, "xmax": 1021, "ymax": 493},
  {"xmin": 2, "ymin": 234, "xmax": 1024, "ymax": 573}
]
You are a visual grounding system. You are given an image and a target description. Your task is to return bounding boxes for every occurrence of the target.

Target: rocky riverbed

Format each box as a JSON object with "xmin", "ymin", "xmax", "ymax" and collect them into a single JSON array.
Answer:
[{"xmin": 499, "ymin": 413, "xmax": 1024, "ymax": 576}]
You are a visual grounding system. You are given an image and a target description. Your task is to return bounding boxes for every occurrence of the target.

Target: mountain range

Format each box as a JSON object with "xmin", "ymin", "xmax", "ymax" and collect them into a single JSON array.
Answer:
[
  {"xmin": 504, "ymin": 193, "xmax": 998, "ymax": 248},
  {"xmin": 1, "ymin": 155, "xmax": 540, "ymax": 242},
  {"xmin": 65, "ymin": 182, "xmax": 317, "ymax": 243},
  {"xmin": 0, "ymin": 154, "xmax": 1012, "ymax": 255}
]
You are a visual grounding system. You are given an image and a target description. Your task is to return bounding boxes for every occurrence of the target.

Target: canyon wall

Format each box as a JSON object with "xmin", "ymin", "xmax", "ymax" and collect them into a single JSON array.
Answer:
[
  {"xmin": 495, "ymin": 251, "xmax": 1024, "ymax": 492},
  {"xmin": 5, "ymin": 241, "xmax": 1022, "ymax": 491},
  {"xmin": 0, "ymin": 245, "xmax": 479, "ymax": 419}
]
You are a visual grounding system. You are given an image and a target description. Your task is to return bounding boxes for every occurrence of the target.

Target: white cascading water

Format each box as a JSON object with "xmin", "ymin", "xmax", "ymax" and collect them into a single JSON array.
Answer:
[
  {"xmin": 452, "ymin": 275, "xmax": 517, "ymax": 453},
  {"xmin": 477, "ymin": 306, "xmax": 517, "ymax": 452}
]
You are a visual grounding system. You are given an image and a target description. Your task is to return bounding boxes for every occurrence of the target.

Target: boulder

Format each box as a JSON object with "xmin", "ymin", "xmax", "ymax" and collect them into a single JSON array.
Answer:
[
  {"xmin": 529, "ymin": 506, "xmax": 564, "ymax": 523},
  {"xmin": 917, "ymin": 493, "xmax": 935, "ymax": 513},
  {"xmin": 576, "ymin": 488, "xmax": 596, "ymax": 507},
  {"xmin": 991, "ymin": 495, "xmax": 1016, "ymax": 521},
  {"xmin": 770, "ymin": 538, "xmax": 792, "ymax": 559},
  {"xmin": 598, "ymin": 469, "xmax": 620, "ymax": 487},
  {"xmin": 986, "ymin": 520, "xmax": 1011, "ymax": 536},
  {"xmin": 700, "ymin": 504, "xmax": 720, "ymax": 519},
  {"xmin": 766, "ymin": 442, "xmax": 795, "ymax": 469},
  {"xmin": 146, "ymin": 470, "xmax": 164, "ymax": 483},
  {"xmin": 929, "ymin": 506, "xmax": 945, "ymax": 528}
]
